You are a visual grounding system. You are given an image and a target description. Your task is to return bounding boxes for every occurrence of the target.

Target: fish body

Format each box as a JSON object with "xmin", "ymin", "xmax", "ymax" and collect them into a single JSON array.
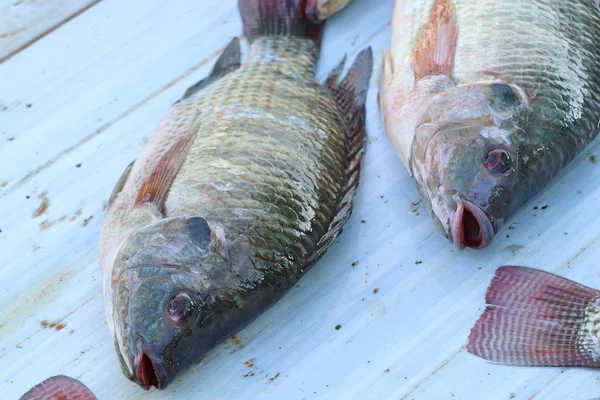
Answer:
[
  {"xmin": 381, "ymin": 0, "xmax": 600, "ymax": 249},
  {"xmin": 100, "ymin": 0, "xmax": 372, "ymax": 390},
  {"xmin": 468, "ymin": 266, "xmax": 600, "ymax": 368}
]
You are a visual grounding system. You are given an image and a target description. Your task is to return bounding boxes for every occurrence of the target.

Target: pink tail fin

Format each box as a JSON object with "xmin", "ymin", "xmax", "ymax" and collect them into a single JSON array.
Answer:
[
  {"xmin": 238, "ymin": 0, "xmax": 324, "ymax": 43},
  {"xmin": 468, "ymin": 266, "xmax": 600, "ymax": 367},
  {"xmin": 20, "ymin": 375, "xmax": 98, "ymax": 400}
]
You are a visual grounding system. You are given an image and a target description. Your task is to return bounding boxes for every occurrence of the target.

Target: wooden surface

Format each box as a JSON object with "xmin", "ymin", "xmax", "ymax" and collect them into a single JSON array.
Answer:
[{"xmin": 1, "ymin": 1, "xmax": 599, "ymax": 399}]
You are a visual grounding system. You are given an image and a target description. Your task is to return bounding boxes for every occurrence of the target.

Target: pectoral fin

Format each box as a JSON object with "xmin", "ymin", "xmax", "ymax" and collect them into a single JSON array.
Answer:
[{"xmin": 134, "ymin": 133, "xmax": 196, "ymax": 214}]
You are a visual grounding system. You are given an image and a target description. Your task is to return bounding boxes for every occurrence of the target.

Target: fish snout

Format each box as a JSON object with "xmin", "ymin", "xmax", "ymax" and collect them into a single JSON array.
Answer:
[
  {"xmin": 134, "ymin": 340, "xmax": 167, "ymax": 390},
  {"xmin": 451, "ymin": 199, "xmax": 494, "ymax": 250}
]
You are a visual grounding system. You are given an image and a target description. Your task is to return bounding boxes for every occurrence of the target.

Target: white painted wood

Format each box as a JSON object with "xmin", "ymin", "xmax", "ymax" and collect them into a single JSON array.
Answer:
[
  {"xmin": 1, "ymin": 0, "xmax": 600, "ymax": 399},
  {"xmin": 0, "ymin": 0, "xmax": 98, "ymax": 62}
]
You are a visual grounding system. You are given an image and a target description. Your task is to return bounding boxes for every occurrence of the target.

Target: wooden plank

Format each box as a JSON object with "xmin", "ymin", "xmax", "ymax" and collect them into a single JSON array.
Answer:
[
  {"xmin": 2, "ymin": 0, "xmax": 600, "ymax": 399},
  {"xmin": 0, "ymin": 0, "xmax": 100, "ymax": 63}
]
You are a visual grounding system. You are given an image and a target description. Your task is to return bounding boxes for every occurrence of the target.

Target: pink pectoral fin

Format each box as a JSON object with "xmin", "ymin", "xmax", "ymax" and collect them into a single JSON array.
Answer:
[
  {"xmin": 411, "ymin": 0, "xmax": 458, "ymax": 80},
  {"xmin": 20, "ymin": 375, "xmax": 98, "ymax": 400},
  {"xmin": 134, "ymin": 133, "xmax": 196, "ymax": 212}
]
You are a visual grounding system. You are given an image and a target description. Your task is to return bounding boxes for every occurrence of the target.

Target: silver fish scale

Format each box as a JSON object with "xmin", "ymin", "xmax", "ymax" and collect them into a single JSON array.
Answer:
[
  {"xmin": 164, "ymin": 37, "xmax": 348, "ymax": 282},
  {"xmin": 453, "ymin": 0, "xmax": 600, "ymax": 197}
]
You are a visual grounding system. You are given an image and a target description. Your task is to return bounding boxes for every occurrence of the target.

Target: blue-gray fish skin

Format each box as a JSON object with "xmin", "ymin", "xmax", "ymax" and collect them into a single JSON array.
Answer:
[
  {"xmin": 381, "ymin": 0, "xmax": 600, "ymax": 249},
  {"xmin": 99, "ymin": 0, "xmax": 372, "ymax": 390}
]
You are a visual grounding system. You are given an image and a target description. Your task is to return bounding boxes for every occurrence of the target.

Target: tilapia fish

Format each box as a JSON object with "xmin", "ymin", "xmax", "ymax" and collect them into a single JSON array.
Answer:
[
  {"xmin": 468, "ymin": 266, "xmax": 600, "ymax": 368},
  {"xmin": 100, "ymin": 0, "xmax": 372, "ymax": 390},
  {"xmin": 380, "ymin": 0, "xmax": 600, "ymax": 249}
]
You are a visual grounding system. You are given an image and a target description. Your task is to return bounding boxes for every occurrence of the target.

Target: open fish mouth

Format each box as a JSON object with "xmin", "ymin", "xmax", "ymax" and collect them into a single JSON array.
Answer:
[
  {"xmin": 451, "ymin": 199, "xmax": 494, "ymax": 250},
  {"xmin": 134, "ymin": 341, "xmax": 167, "ymax": 390}
]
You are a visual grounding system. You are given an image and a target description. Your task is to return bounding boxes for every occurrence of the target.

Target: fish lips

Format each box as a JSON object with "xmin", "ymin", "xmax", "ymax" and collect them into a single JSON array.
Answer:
[
  {"xmin": 451, "ymin": 199, "xmax": 494, "ymax": 250},
  {"xmin": 133, "ymin": 339, "xmax": 170, "ymax": 390}
]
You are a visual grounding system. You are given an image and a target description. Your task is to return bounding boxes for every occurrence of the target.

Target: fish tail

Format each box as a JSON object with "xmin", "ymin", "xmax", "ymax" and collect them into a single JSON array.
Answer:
[
  {"xmin": 20, "ymin": 375, "xmax": 98, "ymax": 400},
  {"xmin": 468, "ymin": 266, "xmax": 600, "ymax": 367},
  {"xmin": 238, "ymin": 0, "xmax": 324, "ymax": 44}
]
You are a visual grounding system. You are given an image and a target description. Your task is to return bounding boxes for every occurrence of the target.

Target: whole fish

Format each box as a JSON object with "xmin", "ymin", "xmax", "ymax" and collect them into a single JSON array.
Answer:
[
  {"xmin": 380, "ymin": 0, "xmax": 600, "ymax": 249},
  {"xmin": 468, "ymin": 266, "xmax": 600, "ymax": 368},
  {"xmin": 100, "ymin": 0, "xmax": 372, "ymax": 390},
  {"xmin": 20, "ymin": 375, "xmax": 97, "ymax": 400}
]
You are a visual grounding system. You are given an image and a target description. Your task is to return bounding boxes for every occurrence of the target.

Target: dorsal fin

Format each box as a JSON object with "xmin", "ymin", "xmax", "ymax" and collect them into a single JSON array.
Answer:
[
  {"xmin": 411, "ymin": 0, "xmax": 458, "ymax": 80},
  {"xmin": 180, "ymin": 37, "xmax": 242, "ymax": 101},
  {"xmin": 307, "ymin": 47, "xmax": 373, "ymax": 265}
]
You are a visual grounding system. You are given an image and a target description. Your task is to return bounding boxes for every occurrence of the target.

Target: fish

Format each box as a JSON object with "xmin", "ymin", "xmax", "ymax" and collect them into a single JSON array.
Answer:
[
  {"xmin": 380, "ymin": 0, "xmax": 600, "ymax": 249},
  {"xmin": 468, "ymin": 266, "xmax": 600, "ymax": 367},
  {"xmin": 20, "ymin": 375, "xmax": 97, "ymax": 400},
  {"xmin": 99, "ymin": 0, "xmax": 372, "ymax": 390}
]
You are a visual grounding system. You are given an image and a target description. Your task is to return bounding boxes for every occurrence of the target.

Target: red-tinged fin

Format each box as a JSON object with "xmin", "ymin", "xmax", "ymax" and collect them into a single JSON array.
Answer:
[
  {"xmin": 181, "ymin": 37, "xmax": 242, "ymax": 101},
  {"xmin": 411, "ymin": 0, "xmax": 458, "ymax": 80},
  {"xmin": 308, "ymin": 48, "xmax": 372, "ymax": 264},
  {"xmin": 20, "ymin": 375, "xmax": 98, "ymax": 400},
  {"xmin": 238, "ymin": 0, "xmax": 324, "ymax": 43},
  {"xmin": 468, "ymin": 266, "xmax": 600, "ymax": 367},
  {"xmin": 134, "ymin": 133, "xmax": 196, "ymax": 213}
]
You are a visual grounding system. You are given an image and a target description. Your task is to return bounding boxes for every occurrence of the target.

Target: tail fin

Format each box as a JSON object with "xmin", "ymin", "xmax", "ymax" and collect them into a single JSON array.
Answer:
[
  {"xmin": 468, "ymin": 266, "xmax": 600, "ymax": 367},
  {"xmin": 20, "ymin": 375, "xmax": 98, "ymax": 400},
  {"xmin": 238, "ymin": 0, "xmax": 324, "ymax": 43}
]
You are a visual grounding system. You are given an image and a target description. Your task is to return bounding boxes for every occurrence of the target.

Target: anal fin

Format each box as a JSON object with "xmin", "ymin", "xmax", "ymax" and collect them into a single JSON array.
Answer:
[
  {"xmin": 411, "ymin": 0, "xmax": 458, "ymax": 80},
  {"xmin": 180, "ymin": 37, "xmax": 242, "ymax": 101},
  {"xmin": 308, "ymin": 48, "xmax": 372, "ymax": 264},
  {"xmin": 468, "ymin": 266, "xmax": 600, "ymax": 367},
  {"xmin": 134, "ymin": 133, "xmax": 196, "ymax": 214}
]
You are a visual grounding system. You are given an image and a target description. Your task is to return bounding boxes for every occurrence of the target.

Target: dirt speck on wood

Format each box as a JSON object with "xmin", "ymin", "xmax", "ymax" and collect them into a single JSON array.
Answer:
[
  {"xmin": 83, "ymin": 215, "xmax": 94, "ymax": 226},
  {"xmin": 32, "ymin": 191, "xmax": 50, "ymax": 218},
  {"xmin": 40, "ymin": 320, "xmax": 67, "ymax": 331}
]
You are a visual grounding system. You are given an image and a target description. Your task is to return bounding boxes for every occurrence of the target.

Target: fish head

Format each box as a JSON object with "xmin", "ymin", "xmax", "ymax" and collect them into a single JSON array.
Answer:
[
  {"xmin": 411, "ymin": 82, "xmax": 529, "ymax": 249},
  {"xmin": 109, "ymin": 216, "xmax": 238, "ymax": 390},
  {"xmin": 296, "ymin": 0, "xmax": 353, "ymax": 22}
]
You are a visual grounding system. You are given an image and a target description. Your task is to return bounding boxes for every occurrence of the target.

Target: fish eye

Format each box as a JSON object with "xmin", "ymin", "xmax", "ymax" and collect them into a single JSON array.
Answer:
[
  {"xmin": 165, "ymin": 292, "xmax": 197, "ymax": 327},
  {"xmin": 484, "ymin": 149, "xmax": 513, "ymax": 175}
]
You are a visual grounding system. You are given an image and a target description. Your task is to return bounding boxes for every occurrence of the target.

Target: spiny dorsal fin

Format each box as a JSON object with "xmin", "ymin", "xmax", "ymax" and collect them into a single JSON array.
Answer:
[
  {"xmin": 307, "ymin": 47, "xmax": 373, "ymax": 265},
  {"xmin": 134, "ymin": 133, "xmax": 196, "ymax": 214},
  {"xmin": 181, "ymin": 37, "xmax": 242, "ymax": 101}
]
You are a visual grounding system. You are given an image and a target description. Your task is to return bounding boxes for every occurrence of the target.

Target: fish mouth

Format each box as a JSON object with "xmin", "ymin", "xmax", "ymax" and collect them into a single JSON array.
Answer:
[
  {"xmin": 134, "ymin": 342, "xmax": 166, "ymax": 390},
  {"xmin": 451, "ymin": 199, "xmax": 494, "ymax": 250}
]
